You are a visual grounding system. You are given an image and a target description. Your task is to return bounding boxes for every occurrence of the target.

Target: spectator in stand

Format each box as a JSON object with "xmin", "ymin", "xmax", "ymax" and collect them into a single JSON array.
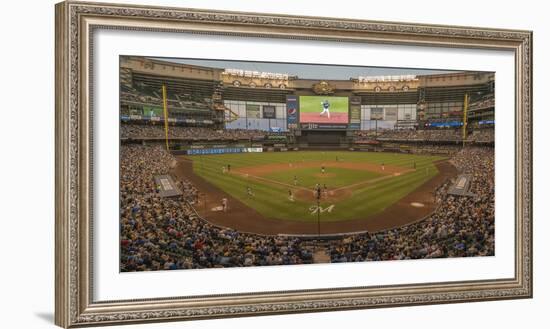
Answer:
[
  {"xmin": 354, "ymin": 128, "xmax": 493, "ymax": 145},
  {"xmin": 121, "ymin": 123, "xmax": 272, "ymax": 141}
]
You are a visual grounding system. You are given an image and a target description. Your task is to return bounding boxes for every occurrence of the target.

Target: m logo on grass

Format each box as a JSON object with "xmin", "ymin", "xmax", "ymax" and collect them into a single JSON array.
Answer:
[{"xmin": 309, "ymin": 204, "xmax": 335, "ymax": 215}]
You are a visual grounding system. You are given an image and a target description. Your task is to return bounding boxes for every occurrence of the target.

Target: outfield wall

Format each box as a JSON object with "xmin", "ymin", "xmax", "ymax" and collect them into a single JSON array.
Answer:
[
  {"xmin": 127, "ymin": 137, "xmax": 482, "ymax": 156},
  {"xmin": 168, "ymin": 144, "xmax": 465, "ymax": 156},
  {"xmin": 184, "ymin": 147, "xmax": 263, "ymax": 155}
]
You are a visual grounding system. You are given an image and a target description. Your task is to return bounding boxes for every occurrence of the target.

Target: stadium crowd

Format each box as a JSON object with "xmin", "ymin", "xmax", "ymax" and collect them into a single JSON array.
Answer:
[
  {"xmin": 375, "ymin": 129, "xmax": 463, "ymax": 141},
  {"xmin": 355, "ymin": 128, "xmax": 494, "ymax": 143},
  {"xmin": 120, "ymin": 144, "xmax": 314, "ymax": 271},
  {"xmin": 120, "ymin": 143, "xmax": 494, "ymax": 271},
  {"xmin": 467, "ymin": 128, "xmax": 495, "ymax": 143},
  {"xmin": 121, "ymin": 124, "xmax": 267, "ymax": 140},
  {"xmin": 469, "ymin": 94, "xmax": 495, "ymax": 111},
  {"xmin": 409, "ymin": 144, "xmax": 463, "ymax": 155},
  {"xmin": 121, "ymin": 85, "xmax": 212, "ymax": 112}
]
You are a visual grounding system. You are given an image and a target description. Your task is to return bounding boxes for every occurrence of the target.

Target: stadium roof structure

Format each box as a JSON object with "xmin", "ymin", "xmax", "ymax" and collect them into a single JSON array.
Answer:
[
  {"xmin": 121, "ymin": 56, "xmax": 494, "ymax": 105},
  {"xmin": 151, "ymin": 56, "xmax": 457, "ymax": 81}
]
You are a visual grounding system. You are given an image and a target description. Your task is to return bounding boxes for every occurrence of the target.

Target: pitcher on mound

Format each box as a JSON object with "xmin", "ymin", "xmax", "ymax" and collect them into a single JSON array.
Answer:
[{"xmin": 320, "ymin": 99, "xmax": 330, "ymax": 118}]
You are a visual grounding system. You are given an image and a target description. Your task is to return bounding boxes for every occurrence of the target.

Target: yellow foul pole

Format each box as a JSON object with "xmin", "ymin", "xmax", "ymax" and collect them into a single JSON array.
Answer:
[
  {"xmin": 162, "ymin": 84, "xmax": 169, "ymax": 151},
  {"xmin": 462, "ymin": 93, "xmax": 469, "ymax": 147}
]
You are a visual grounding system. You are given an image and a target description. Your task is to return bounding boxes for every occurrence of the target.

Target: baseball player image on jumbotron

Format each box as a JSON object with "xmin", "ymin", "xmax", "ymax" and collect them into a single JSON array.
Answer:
[{"xmin": 320, "ymin": 99, "xmax": 330, "ymax": 118}]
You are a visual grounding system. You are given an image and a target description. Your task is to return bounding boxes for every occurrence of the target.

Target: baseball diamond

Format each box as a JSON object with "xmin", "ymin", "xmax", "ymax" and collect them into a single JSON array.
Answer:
[{"xmin": 171, "ymin": 151, "xmax": 455, "ymax": 235}]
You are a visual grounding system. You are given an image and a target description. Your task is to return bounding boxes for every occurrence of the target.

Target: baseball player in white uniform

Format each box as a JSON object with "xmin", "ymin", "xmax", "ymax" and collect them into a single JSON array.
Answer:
[{"xmin": 320, "ymin": 99, "xmax": 331, "ymax": 118}]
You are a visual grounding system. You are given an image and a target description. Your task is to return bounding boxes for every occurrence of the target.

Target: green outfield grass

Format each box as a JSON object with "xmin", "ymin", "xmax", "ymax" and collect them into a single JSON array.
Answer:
[
  {"xmin": 299, "ymin": 96, "xmax": 348, "ymax": 113},
  {"xmin": 263, "ymin": 166, "xmax": 382, "ymax": 189},
  {"xmin": 190, "ymin": 151, "xmax": 445, "ymax": 223}
]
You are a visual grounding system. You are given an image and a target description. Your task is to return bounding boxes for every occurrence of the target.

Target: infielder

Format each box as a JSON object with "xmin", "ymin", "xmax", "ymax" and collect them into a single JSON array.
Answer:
[{"xmin": 221, "ymin": 197, "xmax": 228, "ymax": 212}]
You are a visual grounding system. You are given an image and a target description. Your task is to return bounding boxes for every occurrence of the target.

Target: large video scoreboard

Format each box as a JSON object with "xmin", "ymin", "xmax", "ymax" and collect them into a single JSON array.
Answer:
[{"xmin": 287, "ymin": 95, "xmax": 361, "ymax": 130}]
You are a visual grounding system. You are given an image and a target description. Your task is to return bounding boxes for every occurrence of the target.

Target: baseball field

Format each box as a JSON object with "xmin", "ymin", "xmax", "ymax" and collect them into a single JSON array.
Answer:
[{"xmin": 175, "ymin": 151, "xmax": 451, "ymax": 232}]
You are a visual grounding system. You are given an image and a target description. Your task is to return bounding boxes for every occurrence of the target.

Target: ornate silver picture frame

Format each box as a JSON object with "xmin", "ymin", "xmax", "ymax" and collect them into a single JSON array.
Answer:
[{"xmin": 55, "ymin": 1, "xmax": 532, "ymax": 327}]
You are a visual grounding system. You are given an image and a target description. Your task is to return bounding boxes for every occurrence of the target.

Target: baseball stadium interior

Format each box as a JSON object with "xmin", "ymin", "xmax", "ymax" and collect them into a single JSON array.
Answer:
[{"xmin": 120, "ymin": 56, "xmax": 494, "ymax": 271}]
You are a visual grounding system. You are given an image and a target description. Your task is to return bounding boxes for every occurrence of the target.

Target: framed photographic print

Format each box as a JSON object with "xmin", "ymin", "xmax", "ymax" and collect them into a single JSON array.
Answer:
[{"xmin": 55, "ymin": 1, "xmax": 532, "ymax": 327}]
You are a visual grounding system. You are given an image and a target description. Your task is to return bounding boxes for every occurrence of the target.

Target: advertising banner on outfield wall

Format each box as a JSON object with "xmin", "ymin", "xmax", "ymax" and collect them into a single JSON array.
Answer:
[
  {"xmin": 243, "ymin": 147, "xmax": 263, "ymax": 153},
  {"xmin": 286, "ymin": 95, "xmax": 298, "ymax": 129},
  {"xmin": 187, "ymin": 148, "xmax": 242, "ymax": 155},
  {"xmin": 186, "ymin": 147, "xmax": 263, "ymax": 155}
]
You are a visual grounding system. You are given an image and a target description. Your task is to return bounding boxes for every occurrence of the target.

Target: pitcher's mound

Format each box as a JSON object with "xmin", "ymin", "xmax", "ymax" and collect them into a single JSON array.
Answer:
[
  {"xmin": 294, "ymin": 188, "xmax": 352, "ymax": 203},
  {"xmin": 314, "ymin": 173, "xmax": 336, "ymax": 178}
]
